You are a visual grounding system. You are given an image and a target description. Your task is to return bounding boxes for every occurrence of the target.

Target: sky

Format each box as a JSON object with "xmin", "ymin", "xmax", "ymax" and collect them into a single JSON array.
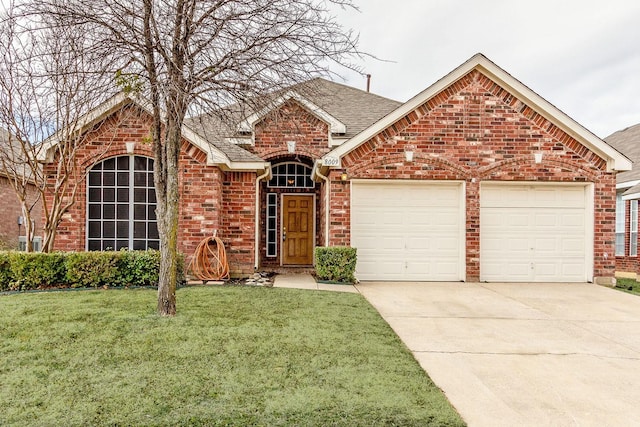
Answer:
[{"xmin": 331, "ymin": 0, "xmax": 640, "ymax": 139}]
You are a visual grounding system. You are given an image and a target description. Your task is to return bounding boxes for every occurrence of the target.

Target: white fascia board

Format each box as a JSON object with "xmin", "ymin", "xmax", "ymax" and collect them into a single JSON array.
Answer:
[
  {"xmin": 325, "ymin": 53, "xmax": 632, "ymax": 172},
  {"xmin": 237, "ymin": 91, "xmax": 346, "ymax": 135},
  {"xmin": 223, "ymin": 161, "xmax": 270, "ymax": 173},
  {"xmin": 38, "ymin": 93, "xmax": 134, "ymax": 162},
  {"xmin": 623, "ymin": 192, "xmax": 640, "ymax": 201},
  {"xmin": 224, "ymin": 137, "xmax": 253, "ymax": 146},
  {"xmin": 617, "ymin": 180, "xmax": 640, "ymax": 190}
]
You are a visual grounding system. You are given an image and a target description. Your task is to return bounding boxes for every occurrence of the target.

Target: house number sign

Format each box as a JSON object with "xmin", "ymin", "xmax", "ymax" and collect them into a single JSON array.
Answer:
[{"xmin": 322, "ymin": 156, "xmax": 340, "ymax": 167}]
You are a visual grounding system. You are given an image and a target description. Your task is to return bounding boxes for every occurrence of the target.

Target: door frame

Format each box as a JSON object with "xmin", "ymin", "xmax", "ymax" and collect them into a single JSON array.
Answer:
[{"xmin": 280, "ymin": 193, "xmax": 316, "ymax": 266}]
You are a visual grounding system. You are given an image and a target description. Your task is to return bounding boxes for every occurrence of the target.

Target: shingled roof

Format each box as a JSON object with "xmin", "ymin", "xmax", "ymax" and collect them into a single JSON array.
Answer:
[
  {"xmin": 605, "ymin": 123, "xmax": 640, "ymax": 184},
  {"xmin": 185, "ymin": 78, "xmax": 402, "ymax": 162}
]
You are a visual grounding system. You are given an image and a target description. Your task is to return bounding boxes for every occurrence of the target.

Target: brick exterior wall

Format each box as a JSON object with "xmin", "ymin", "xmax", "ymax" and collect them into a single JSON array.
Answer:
[
  {"xmin": 330, "ymin": 70, "xmax": 616, "ymax": 282},
  {"xmin": 0, "ymin": 176, "xmax": 42, "ymax": 249}
]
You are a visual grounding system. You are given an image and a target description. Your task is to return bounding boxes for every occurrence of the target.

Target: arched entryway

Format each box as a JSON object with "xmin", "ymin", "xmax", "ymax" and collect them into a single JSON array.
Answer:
[{"xmin": 260, "ymin": 157, "xmax": 320, "ymax": 268}]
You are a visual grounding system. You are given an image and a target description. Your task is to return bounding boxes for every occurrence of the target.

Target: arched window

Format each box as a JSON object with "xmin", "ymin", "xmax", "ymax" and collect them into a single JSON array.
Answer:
[
  {"xmin": 87, "ymin": 156, "xmax": 159, "ymax": 251},
  {"xmin": 267, "ymin": 162, "xmax": 314, "ymax": 188}
]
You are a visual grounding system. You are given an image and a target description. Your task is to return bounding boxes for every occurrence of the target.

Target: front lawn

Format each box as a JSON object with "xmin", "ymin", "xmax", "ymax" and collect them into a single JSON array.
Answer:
[
  {"xmin": 0, "ymin": 286, "xmax": 464, "ymax": 426},
  {"xmin": 615, "ymin": 277, "xmax": 640, "ymax": 296}
]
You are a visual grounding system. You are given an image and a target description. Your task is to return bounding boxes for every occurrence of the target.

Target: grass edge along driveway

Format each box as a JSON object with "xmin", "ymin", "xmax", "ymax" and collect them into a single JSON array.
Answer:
[{"xmin": 0, "ymin": 286, "xmax": 465, "ymax": 426}]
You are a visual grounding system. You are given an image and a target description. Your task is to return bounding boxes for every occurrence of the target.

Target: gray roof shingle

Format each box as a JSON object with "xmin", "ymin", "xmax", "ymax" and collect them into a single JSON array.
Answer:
[
  {"xmin": 186, "ymin": 78, "xmax": 402, "ymax": 162},
  {"xmin": 605, "ymin": 123, "xmax": 640, "ymax": 184}
]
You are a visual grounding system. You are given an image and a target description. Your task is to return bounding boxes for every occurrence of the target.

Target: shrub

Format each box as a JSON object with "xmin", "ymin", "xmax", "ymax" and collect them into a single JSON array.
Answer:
[
  {"xmin": 65, "ymin": 251, "xmax": 119, "ymax": 288},
  {"xmin": 8, "ymin": 252, "xmax": 66, "ymax": 290},
  {"xmin": 315, "ymin": 246, "xmax": 357, "ymax": 283},
  {"xmin": 0, "ymin": 249, "xmax": 185, "ymax": 291},
  {"xmin": 0, "ymin": 252, "xmax": 14, "ymax": 291}
]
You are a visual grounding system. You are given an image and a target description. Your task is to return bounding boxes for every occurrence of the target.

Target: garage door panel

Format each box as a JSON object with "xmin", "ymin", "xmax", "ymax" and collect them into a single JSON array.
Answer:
[
  {"xmin": 352, "ymin": 181, "xmax": 463, "ymax": 281},
  {"xmin": 481, "ymin": 184, "xmax": 588, "ymax": 282}
]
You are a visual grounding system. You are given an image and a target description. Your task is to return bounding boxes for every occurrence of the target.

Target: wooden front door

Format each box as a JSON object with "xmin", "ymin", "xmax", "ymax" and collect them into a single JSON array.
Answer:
[{"xmin": 282, "ymin": 195, "xmax": 314, "ymax": 265}]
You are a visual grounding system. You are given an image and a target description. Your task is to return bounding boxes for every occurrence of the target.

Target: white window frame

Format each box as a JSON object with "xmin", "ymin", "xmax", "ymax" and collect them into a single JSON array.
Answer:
[
  {"xmin": 266, "ymin": 193, "xmax": 278, "ymax": 257},
  {"xmin": 615, "ymin": 193, "xmax": 626, "ymax": 256},
  {"xmin": 86, "ymin": 155, "xmax": 159, "ymax": 251},
  {"xmin": 631, "ymin": 200, "xmax": 638, "ymax": 256},
  {"xmin": 267, "ymin": 162, "xmax": 315, "ymax": 189}
]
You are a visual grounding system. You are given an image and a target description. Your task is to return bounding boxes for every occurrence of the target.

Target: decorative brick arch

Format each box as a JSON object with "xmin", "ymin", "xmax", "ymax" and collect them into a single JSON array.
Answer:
[
  {"xmin": 478, "ymin": 155, "xmax": 601, "ymax": 182},
  {"xmin": 347, "ymin": 152, "xmax": 472, "ymax": 181}
]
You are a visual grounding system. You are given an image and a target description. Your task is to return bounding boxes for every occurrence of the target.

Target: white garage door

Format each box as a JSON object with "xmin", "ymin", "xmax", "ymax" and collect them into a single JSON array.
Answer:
[
  {"xmin": 351, "ymin": 181, "xmax": 465, "ymax": 281},
  {"xmin": 480, "ymin": 183, "xmax": 591, "ymax": 282}
]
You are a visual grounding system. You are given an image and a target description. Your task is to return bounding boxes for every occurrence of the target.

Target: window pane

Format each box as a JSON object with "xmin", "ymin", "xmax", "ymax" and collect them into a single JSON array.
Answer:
[
  {"xmin": 102, "ymin": 240, "xmax": 115, "ymax": 251},
  {"xmin": 134, "ymin": 188, "xmax": 146, "ymax": 202},
  {"xmin": 133, "ymin": 240, "xmax": 146, "ymax": 250},
  {"xmin": 116, "ymin": 240, "xmax": 129, "ymax": 251},
  {"xmin": 103, "ymin": 172, "xmax": 115, "ymax": 186},
  {"xmin": 148, "ymin": 206, "xmax": 156, "ymax": 220},
  {"xmin": 148, "ymin": 189, "xmax": 156, "ymax": 203},
  {"xmin": 134, "ymin": 204, "xmax": 146, "ymax": 220},
  {"xmin": 117, "ymin": 221, "xmax": 129, "ymax": 238},
  {"xmin": 87, "ymin": 240, "xmax": 101, "ymax": 251},
  {"xmin": 103, "ymin": 158, "xmax": 115, "ymax": 170},
  {"xmin": 148, "ymin": 240, "xmax": 160, "ymax": 250},
  {"xmin": 103, "ymin": 204, "xmax": 115, "ymax": 219},
  {"xmin": 148, "ymin": 222, "xmax": 159, "ymax": 239},
  {"xmin": 103, "ymin": 188, "xmax": 115, "ymax": 202},
  {"xmin": 134, "ymin": 172, "xmax": 146, "ymax": 186},
  {"xmin": 89, "ymin": 172, "xmax": 101, "ymax": 186},
  {"xmin": 117, "ymin": 172, "xmax": 129, "ymax": 186},
  {"xmin": 134, "ymin": 156, "xmax": 147, "ymax": 171},
  {"xmin": 147, "ymin": 173, "xmax": 154, "ymax": 187},
  {"xmin": 88, "ymin": 205, "xmax": 101, "ymax": 219},
  {"xmin": 88, "ymin": 221, "xmax": 101, "ymax": 238},
  {"xmin": 117, "ymin": 188, "xmax": 129, "ymax": 203},
  {"xmin": 89, "ymin": 188, "xmax": 101, "ymax": 202},
  {"xmin": 134, "ymin": 221, "xmax": 146, "ymax": 238},
  {"xmin": 103, "ymin": 221, "xmax": 115, "ymax": 238},
  {"xmin": 117, "ymin": 204, "xmax": 129, "ymax": 219},
  {"xmin": 117, "ymin": 156, "xmax": 129, "ymax": 170}
]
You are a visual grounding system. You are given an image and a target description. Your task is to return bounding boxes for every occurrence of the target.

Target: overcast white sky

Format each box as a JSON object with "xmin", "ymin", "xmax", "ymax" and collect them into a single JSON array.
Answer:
[{"xmin": 332, "ymin": 0, "xmax": 640, "ymax": 138}]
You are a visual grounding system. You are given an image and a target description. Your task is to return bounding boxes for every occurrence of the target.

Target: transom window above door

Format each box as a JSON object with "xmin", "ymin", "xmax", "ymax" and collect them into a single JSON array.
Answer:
[
  {"xmin": 87, "ymin": 155, "xmax": 159, "ymax": 251},
  {"xmin": 268, "ymin": 162, "xmax": 314, "ymax": 188}
]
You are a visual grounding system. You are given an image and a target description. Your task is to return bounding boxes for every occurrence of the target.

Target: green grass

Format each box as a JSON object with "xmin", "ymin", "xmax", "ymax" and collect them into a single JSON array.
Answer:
[
  {"xmin": 615, "ymin": 277, "xmax": 640, "ymax": 295},
  {"xmin": 0, "ymin": 286, "xmax": 464, "ymax": 426}
]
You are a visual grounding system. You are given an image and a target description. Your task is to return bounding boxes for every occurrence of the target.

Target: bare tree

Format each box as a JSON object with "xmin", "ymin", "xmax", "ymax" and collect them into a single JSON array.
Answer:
[
  {"xmin": 23, "ymin": 0, "xmax": 362, "ymax": 315},
  {"xmin": 0, "ymin": 5, "xmax": 124, "ymax": 252}
]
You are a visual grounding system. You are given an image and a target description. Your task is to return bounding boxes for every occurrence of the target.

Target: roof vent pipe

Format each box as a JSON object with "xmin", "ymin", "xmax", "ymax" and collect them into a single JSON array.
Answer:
[{"xmin": 366, "ymin": 74, "xmax": 371, "ymax": 92}]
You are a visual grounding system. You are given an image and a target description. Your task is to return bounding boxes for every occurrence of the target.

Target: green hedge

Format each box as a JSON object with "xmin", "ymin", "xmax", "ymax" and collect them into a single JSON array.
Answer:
[
  {"xmin": 315, "ymin": 246, "xmax": 357, "ymax": 284},
  {"xmin": 0, "ymin": 250, "xmax": 184, "ymax": 292}
]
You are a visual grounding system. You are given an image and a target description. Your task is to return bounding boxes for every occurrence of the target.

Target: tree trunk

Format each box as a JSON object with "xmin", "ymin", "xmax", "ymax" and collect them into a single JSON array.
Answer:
[{"xmin": 156, "ymin": 118, "xmax": 181, "ymax": 316}]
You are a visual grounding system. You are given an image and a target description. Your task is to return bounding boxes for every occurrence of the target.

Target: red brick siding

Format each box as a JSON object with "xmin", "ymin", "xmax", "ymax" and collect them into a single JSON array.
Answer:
[
  {"xmin": 333, "ymin": 70, "xmax": 615, "ymax": 282},
  {"xmin": 0, "ymin": 177, "xmax": 42, "ymax": 248},
  {"xmin": 222, "ymin": 172, "xmax": 256, "ymax": 275},
  {"xmin": 248, "ymin": 100, "xmax": 332, "ymax": 160}
]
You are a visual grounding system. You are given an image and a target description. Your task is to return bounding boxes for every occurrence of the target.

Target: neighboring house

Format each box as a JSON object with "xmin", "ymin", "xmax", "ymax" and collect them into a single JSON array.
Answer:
[
  {"xmin": 38, "ymin": 54, "xmax": 631, "ymax": 283},
  {"xmin": 0, "ymin": 129, "xmax": 43, "ymax": 250},
  {"xmin": 605, "ymin": 124, "xmax": 640, "ymax": 277}
]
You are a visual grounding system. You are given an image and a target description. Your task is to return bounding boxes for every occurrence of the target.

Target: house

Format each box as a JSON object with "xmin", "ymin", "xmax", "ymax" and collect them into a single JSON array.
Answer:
[
  {"xmin": 39, "ymin": 53, "xmax": 631, "ymax": 284},
  {"xmin": 605, "ymin": 124, "xmax": 640, "ymax": 278},
  {"xmin": 0, "ymin": 129, "xmax": 42, "ymax": 250}
]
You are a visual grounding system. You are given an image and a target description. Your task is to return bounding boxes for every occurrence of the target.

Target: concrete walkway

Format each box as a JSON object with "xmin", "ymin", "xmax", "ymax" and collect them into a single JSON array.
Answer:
[
  {"xmin": 273, "ymin": 274, "xmax": 358, "ymax": 293},
  {"xmin": 356, "ymin": 281, "xmax": 640, "ymax": 427}
]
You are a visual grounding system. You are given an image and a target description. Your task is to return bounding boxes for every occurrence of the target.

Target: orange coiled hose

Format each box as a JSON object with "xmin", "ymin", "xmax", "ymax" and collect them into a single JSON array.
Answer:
[{"xmin": 188, "ymin": 235, "xmax": 230, "ymax": 281}]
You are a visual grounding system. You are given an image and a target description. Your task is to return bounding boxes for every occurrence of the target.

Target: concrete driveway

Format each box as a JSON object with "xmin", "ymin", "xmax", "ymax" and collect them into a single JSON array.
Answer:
[{"xmin": 356, "ymin": 282, "xmax": 640, "ymax": 426}]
